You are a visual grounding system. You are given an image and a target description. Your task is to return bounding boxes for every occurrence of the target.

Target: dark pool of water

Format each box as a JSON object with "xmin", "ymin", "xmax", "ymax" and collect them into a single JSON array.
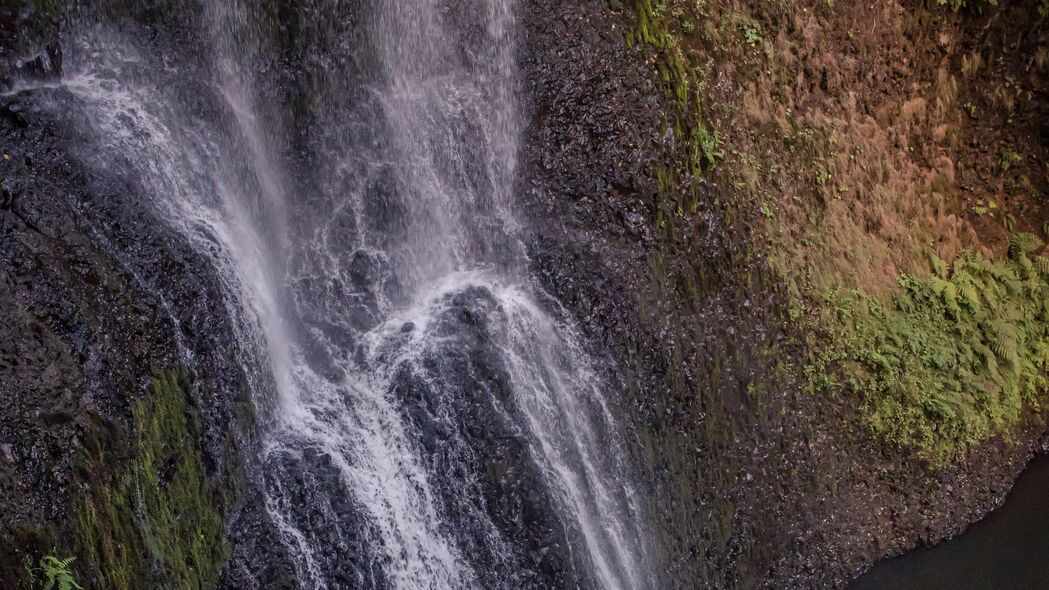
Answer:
[{"xmin": 848, "ymin": 454, "xmax": 1049, "ymax": 590}]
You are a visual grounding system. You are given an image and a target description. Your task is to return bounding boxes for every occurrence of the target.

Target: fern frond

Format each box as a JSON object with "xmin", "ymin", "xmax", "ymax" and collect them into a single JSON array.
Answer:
[
  {"xmin": 959, "ymin": 283, "xmax": 981, "ymax": 311},
  {"xmin": 943, "ymin": 282, "xmax": 960, "ymax": 318},
  {"xmin": 1035, "ymin": 256, "xmax": 1049, "ymax": 277},
  {"xmin": 36, "ymin": 555, "xmax": 81, "ymax": 590},
  {"xmin": 1014, "ymin": 254, "xmax": 1035, "ymax": 280},
  {"xmin": 988, "ymin": 321, "xmax": 1020, "ymax": 367},
  {"xmin": 929, "ymin": 252, "xmax": 949, "ymax": 278},
  {"xmin": 1009, "ymin": 232, "xmax": 1043, "ymax": 261}
]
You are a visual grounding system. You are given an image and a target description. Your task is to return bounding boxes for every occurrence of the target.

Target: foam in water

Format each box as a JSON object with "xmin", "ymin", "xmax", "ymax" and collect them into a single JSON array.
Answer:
[{"xmin": 49, "ymin": 1, "xmax": 653, "ymax": 588}]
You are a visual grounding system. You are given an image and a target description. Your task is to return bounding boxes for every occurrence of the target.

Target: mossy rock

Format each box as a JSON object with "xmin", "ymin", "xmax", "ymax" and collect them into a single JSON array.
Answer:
[{"xmin": 74, "ymin": 373, "xmax": 231, "ymax": 590}]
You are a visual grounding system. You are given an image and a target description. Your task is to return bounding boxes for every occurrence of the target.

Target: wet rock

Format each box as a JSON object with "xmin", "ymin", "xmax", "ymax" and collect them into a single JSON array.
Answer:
[
  {"xmin": 0, "ymin": 0, "xmax": 61, "ymax": 87},
  {"xmin": 0, "ymin": 24, "xmax": 257, "ymax": 585},
  {"xmin": 386, "ymin": 285, "xmax": 583, "ymax": 589}
]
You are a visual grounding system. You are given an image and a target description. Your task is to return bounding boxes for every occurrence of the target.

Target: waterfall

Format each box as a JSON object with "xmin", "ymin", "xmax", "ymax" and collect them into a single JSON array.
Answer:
[{"xmin": 44, "ymin": 1, "xmax": 652, "ymax": 588}]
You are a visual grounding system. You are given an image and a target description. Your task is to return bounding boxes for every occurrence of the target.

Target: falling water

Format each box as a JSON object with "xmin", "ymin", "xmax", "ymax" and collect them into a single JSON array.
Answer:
[{"xmin": 42, "ymin": 1, "xmax": 652, "ymax": 588}]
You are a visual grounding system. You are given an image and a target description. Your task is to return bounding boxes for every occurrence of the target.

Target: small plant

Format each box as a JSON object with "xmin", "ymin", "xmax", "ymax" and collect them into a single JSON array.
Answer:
[
  {"xmin": 973, "ymin": 199, "xmax": 997, "ymax": 216},
  {"xmin": 692, "ymin": 125, "xmax": 724, "ymax": 171},
  {"xmin": 24, "ymin": 555, "xmax": 83, "ymax": 590},
  {"xmin": 963, "ymin": 101, "xmax": 977, "ymax": 118},
  {"xmin": 742, "ymin": 21, "xmax": 762, "ymax": 45},
  {"xmin": 1008, "ymin": 232, "xmax": 1042, "ymax": 261},
  {"xmin": 999, "ymin": 149, "xmax": 1022, "ymax": 173},
  {"xmin": 815, "ymin": 170, "xmax": 832, "ymax": 186}
]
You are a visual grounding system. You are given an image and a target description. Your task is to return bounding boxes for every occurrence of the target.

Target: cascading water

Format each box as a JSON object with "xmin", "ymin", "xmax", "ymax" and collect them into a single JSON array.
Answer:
[{"xmin": 41, "ymin": 1, "xmax": 653, "ymax": 588}]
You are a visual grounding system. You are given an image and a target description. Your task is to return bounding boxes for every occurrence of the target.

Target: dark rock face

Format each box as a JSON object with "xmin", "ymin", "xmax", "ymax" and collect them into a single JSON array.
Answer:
[
  {"xmin": 0, "ymin": 47, "xmax": 279, "ymax": 589},
  {"xmin": 516, "ymin": 1, "xmax": 1049, "ymax": 589},
  {"xmin": 515, "ymin": 1, "xmax": 800, "ymax": 585},
  {"xmin": 250, "ymin": 447, "xmax": 387, "ymax": 590},
  {"xmin": 388, "ymin": 286, "xmax": 582, "ymax": 589},
  {"xmin": 0, "ymin": 0, "xmax": 61, "ymax": 86}
]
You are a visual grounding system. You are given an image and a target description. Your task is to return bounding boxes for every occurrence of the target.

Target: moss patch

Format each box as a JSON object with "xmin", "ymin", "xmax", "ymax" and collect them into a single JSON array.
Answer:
[
  {"xmin": 74, "ymin": 373, "xmax": 229, "ymax": 590},
  {"xmin": 625, "ymin": 0, "xmax": 724, "ymax": 227}
]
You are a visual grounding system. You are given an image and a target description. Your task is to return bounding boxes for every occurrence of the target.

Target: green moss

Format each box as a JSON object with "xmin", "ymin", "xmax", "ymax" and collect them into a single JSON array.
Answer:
[
  {"xmin": 627, "ymin": 0, "xmax": 723, "ymax": 222},
  {"xmin": 74, "ymin": 373, "xmax": 230, "ymax": 590},
  {"xmin": 807, "ymin": 235, "xmax": 1049, "ymax": 464}
]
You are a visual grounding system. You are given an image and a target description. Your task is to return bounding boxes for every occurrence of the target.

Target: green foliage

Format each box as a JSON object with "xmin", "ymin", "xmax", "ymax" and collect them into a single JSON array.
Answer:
[
  {"xmin": 24, "ymin": 555, "xmax": 83, "ymax": 590},
  {"xmin": 999, "ymin": 149, "xmax": 1022, "ymax": 173},
  {"xmin": 691, "ymin": 124, "xmax": 724, "ymax": 171},
  {"xmin": 75, "ymin": 373, "xmax": 229, "ymax": 590},
  {"xmin": 972, "ymin": 198, "xmax": 998, "ymax": 216},
  {"xmin": 1008, "ymin": 232, "xmax": 1042, "ymax": 260},
  {"xmin": 741, "ymin": 21, "xmax": 762, "ymax": 45},
  {"xmin": 807, "ymin": 241, "xmax": 1049, "ymax": 464}
]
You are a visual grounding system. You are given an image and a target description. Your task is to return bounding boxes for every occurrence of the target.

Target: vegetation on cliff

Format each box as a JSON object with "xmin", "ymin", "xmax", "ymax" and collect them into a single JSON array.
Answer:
[
  {"xmin": 624, "ymin": 0, "xmax": 1048, "ymax": 463},
  {"xmin": 72, "ymin": 373, "xmax": 231, "ymax": 590},
  {"xmin": 807, "ymin": 235, "xmax": 1049, "ymax": 462},
  {"xmin": 23, "ymin": 554, "xmax": 83, "ymax": 590}
]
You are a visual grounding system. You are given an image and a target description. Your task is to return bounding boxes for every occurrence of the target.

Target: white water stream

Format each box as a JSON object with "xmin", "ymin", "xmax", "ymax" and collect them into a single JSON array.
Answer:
[{"xmin": 48, "ymin": 1, "xmax": 652, "ymax": 588}]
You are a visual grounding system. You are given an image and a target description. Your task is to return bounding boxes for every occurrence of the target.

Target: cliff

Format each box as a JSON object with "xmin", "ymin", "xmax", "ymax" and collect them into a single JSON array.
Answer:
[{"xmin": 0, "ymin": 0, "xmax": 1045, "ymax": 588}]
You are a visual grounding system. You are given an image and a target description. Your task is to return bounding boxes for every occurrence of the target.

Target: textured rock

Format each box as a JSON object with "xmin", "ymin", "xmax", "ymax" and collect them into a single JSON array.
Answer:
[{"xmin": 0, "ymin": 2, "xmax": 1045, "ymax": 589}]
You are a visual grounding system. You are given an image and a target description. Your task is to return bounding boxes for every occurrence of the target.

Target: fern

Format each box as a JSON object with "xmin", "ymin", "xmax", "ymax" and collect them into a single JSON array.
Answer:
[
  {"xmin": 1035, "ymin": 256, "xmax": 1049, "ymax": 278},
  {"xmin": 929, "ymin": 276, "xmax": 950, "ymax": 299},
  {"xmin": 1004, "ymin": 213, "xmax": 1017, "ymax": 232},
  {"xmin": 943, "ymin": 282, "xmax": 960, "ymax": 318},
  {"xmin": 959, "ymin": 283, "xmax": 982, "ymax": 311},
  {"xmin": 929, "ymin": 252, "xmax": 949, "ymax": 278},
  {"xmin": 813, "ymin": 241, "xmax": 1049, "ymax": 464},
  {"xmin": 34, "ymin": 555, "xmax": 82, "ymax": 590},
  {"xmin": 1015, "ymin": 254, "xmax": 1035, "ymax": 281},
  {"xmin": 988, "ymin": 321, "xmax": 1020, "ymax": 367},
  {"xmin": 1009, "ymin": 232, "xmax": 1043, "ymax": 261}
]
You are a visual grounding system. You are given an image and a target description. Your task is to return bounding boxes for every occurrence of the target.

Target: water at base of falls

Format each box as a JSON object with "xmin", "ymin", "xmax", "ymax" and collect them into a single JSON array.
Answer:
[{"xmin": 40, "ymin": 1, "xmax": 654, "ymax": 588}]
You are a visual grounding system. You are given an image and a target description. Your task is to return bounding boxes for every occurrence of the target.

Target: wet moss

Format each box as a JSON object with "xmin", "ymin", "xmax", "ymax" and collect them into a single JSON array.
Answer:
[
  {"xmin": 74, "ymin": 373, "xmax": 230, "ymax": 590},
  {"xmin": 625, "ymin": 0, "xmax": 722, "ymax": 225}
]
